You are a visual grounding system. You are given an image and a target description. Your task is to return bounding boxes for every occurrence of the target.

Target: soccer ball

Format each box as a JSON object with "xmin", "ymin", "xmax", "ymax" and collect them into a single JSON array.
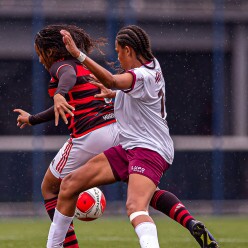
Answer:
[{"xmin": 74, "ymin": 187, "xmax": 106, "ymax": 221}]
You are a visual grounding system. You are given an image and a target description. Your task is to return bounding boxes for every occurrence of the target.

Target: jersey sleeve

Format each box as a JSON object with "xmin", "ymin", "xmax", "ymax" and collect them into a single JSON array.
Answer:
[
  {"xmin": 124, "ymin": 68, "xmax": 156, "ymax": 100},
  {"xmin": 125, "ymin": 64, "xmax": 164, "ymax": 102},
  {"xmin": 124, "ymin": 68, "xmax": 148, "ymax": 99},
  {"xmin": 55, "ymin": 65, "xmax": 77, "ymax": 96},
  {"xmin": 29, "ymin": 106, "xmax": 55, "ymax": 125},
  {"xmin": 50, "ymin": 61, "xmax": 77, "ymax": 97}
]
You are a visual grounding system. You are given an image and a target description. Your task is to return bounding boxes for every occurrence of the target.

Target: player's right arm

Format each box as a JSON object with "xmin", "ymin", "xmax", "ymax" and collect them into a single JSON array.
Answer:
[
  {"xmin": 13, "ymin": 107, "xmax": 55, "ymax": 129},
  {"xmin": 14, "ymin": 64, "xmax": 76, "ymax": 129},
  {"xmin": 90, "ymin": 79, "xmax": 116, "ymax": 99},
  {"xmin": 13, "ymin": 109, "xmax": 31, "ymax": 129}
]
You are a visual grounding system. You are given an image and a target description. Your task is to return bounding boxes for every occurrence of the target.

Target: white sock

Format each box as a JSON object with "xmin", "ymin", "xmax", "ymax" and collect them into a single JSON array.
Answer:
[
  {"xmin": 47, "ymin": 208, "xmax": 74, "ymax": 248},
  {"xmin": 135, "ymin": 222, "xmax": 160, "ymax": 248}
]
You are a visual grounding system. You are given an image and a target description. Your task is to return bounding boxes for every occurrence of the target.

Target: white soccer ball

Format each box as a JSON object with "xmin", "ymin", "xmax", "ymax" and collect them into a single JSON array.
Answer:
[{"xmin": 74, "ymin": 187, "xmax": 106, "ymax": 221}]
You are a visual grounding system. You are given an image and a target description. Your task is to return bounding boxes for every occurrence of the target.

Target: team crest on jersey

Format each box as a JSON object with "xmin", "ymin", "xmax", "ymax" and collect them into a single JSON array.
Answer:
[
  {"xmin": 137, "ymin": 76, "xmax": 144, "ymax": 83},
  {"xmin": 155, "ymin": 71, "xmax": 162, "ymax": 84}
]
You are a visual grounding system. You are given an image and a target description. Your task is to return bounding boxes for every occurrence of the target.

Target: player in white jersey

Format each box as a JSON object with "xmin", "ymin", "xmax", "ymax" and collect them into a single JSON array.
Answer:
[
  {"xmin": 114, "ymin": 58, "xmax": 174, "ymax": 164},
  {"xmin": 46, "ymin": 25, "xmax": 219, "ymax": 248}
]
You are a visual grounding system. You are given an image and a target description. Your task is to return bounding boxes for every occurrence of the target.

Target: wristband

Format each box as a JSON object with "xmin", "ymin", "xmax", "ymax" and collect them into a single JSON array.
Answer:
[
  {"xmin": 104, "ymin": 98, "xmax": 112, "ymax": 103},
  {"xmin": 77, "ymin": 51, "xmax": 87, "ymax": 63}
]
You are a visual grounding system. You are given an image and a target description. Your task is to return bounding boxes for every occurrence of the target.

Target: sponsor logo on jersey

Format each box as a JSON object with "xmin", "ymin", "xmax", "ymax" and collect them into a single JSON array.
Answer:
[
  {"xmin": 131, "ymin": 165, "xmax": 145, "ymax": 174},
  {"xmin": 102, "ymin": 113, "xmax": 115, "ymax": 120}
]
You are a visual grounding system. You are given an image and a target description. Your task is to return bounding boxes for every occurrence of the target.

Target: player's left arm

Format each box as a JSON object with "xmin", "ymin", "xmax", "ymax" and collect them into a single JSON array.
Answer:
[
  {"xmin": 60, "ymin": 29, "xmax": 133, "ymax": 90},
  {"xmin": 53, "ymin": 65, "xmax": 76, "ymax": 126}
]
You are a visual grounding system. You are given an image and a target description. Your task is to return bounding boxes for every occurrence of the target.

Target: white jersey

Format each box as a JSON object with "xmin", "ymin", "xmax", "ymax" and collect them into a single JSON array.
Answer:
[{"xmin": 114, "ymin": 58, "xmax": 174, "ymax": 164}]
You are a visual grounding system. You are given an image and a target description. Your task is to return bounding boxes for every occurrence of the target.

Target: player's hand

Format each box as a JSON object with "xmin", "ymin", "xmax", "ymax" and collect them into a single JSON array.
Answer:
[
  {"xmin": 90, "ymin": 75, "xmax": 116, "ymax": 99},
  {"xmin": 54, "ymin": 93, "xmax": 75, "ymax": 126},
  {"xmin": 60, "ymin": 30, "xmax": 80, "ymax": 58},
  {"xmin": 13, "ymin": 109, "xmax": 31, "ymax": 129}
]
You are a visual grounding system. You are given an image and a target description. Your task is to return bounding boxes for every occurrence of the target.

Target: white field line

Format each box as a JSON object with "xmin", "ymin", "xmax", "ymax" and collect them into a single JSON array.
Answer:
[{"xmin": 218, "ymin": 238, "xmax": 248, "ymax": 244}]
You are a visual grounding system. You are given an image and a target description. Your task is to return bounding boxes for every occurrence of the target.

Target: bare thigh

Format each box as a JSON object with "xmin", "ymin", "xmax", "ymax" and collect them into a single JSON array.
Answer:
[{"xmin": 57, "ymin": 153, "xmax": 117, "ymax": 216}]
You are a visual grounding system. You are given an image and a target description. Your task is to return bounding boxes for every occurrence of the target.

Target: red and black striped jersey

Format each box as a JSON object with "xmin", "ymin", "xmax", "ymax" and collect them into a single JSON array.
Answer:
[{"xmin": 48, "ymin": 58, "xmax": 116, "ymax": 138}]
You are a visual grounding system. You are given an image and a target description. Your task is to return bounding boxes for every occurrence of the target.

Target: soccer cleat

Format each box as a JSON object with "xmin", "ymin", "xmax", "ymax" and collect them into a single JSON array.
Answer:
[{"xmin": 190, "ymin": 220, "xmax": 219, "ymax": 248}]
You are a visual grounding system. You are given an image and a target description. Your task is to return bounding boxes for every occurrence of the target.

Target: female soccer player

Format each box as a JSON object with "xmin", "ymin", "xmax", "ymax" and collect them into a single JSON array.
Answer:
[
  {"xmin": 46, "ymin": 25, "xmax": 219, "ymax": 248},
  {"xmin": 14, "ymin": 24, "xmax": 119, "ymax": 248}
]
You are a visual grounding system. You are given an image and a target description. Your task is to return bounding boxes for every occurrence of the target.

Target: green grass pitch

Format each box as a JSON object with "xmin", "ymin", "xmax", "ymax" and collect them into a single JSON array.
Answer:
[{"xmin": 0, "ymin": 215, "xmax": 247, "ymax": 247}]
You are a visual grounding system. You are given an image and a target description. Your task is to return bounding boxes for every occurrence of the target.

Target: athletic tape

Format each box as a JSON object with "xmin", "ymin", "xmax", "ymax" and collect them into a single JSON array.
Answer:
[
  {"xmin": 77, "ymin": 52, "xmax": 87, "ymax": 63},
  {"xmin": 129, "ymin": 211, "xmax": 149, "ymax": 222}
]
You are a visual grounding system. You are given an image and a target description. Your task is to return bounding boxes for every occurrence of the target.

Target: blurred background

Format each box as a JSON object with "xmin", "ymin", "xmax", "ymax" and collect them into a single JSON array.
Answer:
[{"xmin": 0, "ymin": 0, "xmax": 248, "ymax": 217}]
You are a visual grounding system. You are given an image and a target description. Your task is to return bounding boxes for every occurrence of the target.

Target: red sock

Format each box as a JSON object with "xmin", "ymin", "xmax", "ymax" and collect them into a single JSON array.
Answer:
[
  {"xmin": 150, "ymin": 190, "xmax": 195, "ymax": 230},
  {"xmin": 44, "ymin": 197, "xmax": 79, "ymax": 248}
]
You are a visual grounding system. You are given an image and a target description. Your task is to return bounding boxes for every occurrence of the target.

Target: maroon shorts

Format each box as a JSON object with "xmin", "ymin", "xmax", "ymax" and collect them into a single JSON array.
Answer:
[{"xmin": 104, "ymin": 145, "xmax": 170, "ymax": 186}]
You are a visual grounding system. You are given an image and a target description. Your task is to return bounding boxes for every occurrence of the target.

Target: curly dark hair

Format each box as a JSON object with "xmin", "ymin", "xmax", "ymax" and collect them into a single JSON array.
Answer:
[
  {"xmin": 35, "ymin": 24, "xmax": 106, "ymax": 62},
  {"xmin": 116, "ymin": 25, "xmax": 155, "ymax": 69}
]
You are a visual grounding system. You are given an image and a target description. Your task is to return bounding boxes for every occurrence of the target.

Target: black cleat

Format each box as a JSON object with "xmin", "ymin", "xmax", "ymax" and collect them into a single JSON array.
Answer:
[{"xmin": 190, "ymin": 220, "xmax": 219, "ymax": 248}]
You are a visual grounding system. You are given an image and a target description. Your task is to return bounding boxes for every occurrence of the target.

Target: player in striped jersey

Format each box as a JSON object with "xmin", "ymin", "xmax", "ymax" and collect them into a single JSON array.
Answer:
[
  {"xmin": 45, "ymin": 26, "xmax": 219, "ymax": 248},
  {"xmin": 14, "ymin": 24, "xmax": 119, "ymax": 248}
]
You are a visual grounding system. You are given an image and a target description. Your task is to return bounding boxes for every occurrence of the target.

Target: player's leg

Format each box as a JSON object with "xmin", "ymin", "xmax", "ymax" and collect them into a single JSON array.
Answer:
[
  {"xmin": 124, "ymin": 147, "xmax": 169, "ymax": 248},
  {"xmin": 127, "ymin": 174, "xmax": 159, "ymax": 248},
  {"xmin": 44, "ymin": 123, "xmax": 119, "ymax": 247},
  {"xmin": 47, "ymin": 152, "xmax": 116, "ymax": 248},
  {"xmin": 150, "ymin": 189, "xmax": 219, "ymax": 248},
  {"xmin": 42, "ymin": 138, "xmax": 80, "ymax": 248},
  {"xmin": 150, "ymin": 189, "xmax": 195, "ymax": 230},
  {"xmin": 42, "ymin": 169, "xmax": 80, "ymax": 248},
  {"xmin": 42, "ymin": 169, "xmax": 60, "ymax": 222}
]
